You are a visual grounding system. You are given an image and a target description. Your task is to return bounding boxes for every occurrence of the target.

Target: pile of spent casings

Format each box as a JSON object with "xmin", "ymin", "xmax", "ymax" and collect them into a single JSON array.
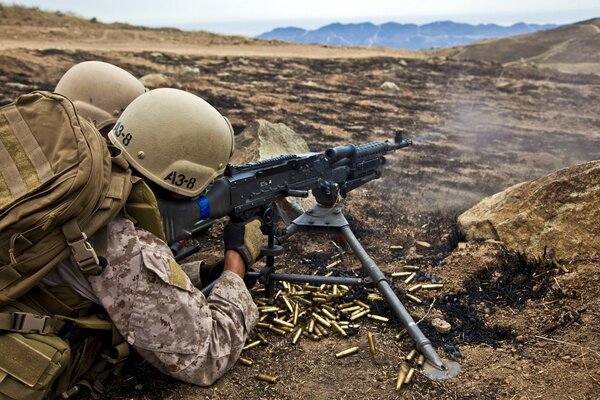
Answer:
[{"xmin": 240, "ymin": 257, "xmax": 446, "ymax": 390}]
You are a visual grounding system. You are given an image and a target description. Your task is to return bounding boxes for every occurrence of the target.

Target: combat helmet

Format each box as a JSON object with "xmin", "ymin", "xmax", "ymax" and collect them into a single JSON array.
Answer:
[
  {"xmin": 55, "ymin": 61, "xmax": 146, "ymax": 132},
  {"xmin": 108, "ymin": 88, "xmax": 235, "ymax": 197}
]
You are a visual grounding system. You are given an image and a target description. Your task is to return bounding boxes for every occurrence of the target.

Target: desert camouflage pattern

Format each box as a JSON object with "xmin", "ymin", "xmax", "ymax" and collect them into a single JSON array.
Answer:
[{"xmin": 83, "ymin": 216, "xmax": 258, "ymax": 385}]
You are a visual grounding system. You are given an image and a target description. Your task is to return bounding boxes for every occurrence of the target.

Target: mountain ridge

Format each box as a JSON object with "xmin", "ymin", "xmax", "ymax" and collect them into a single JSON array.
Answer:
[{"xmin": 258, "ymin": 21, "xmax": 558, "ymax": 50}]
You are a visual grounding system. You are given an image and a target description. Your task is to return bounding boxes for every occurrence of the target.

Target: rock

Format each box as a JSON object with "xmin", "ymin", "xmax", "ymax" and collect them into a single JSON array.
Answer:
[
  {"xmin": 457, "ymin": 242, "xmax": 467, "ymax": 250},
  {"xmin": 150, "ymin": 52, "xmax": 164, "ymax": 58},
  {"xmin": 415, "ymin": 240, "xmax": 431, "ymax": 248},
  {"xmin": 181, "ymin": 66, "xmax": 200, "ymax": 74},
  {"xmin": 458, "ymin": 161, "xmax": 600, "ymax": 261},
  {"xmin": 379, "ymin": 81, "xmax": 400, "ymax": 91},
  {"xmin": 399, "ymin": 59, "xmax": 408, "ymax": 67},
  {"xmin": 431, "ymin": 318, "xmax": 452, "ymax": 334},
  {"xmin": 139, "ymin": 73, "xmax": 179, "ymax": 88},
  {"xmin": 231, "ymin": 120, "xmax": 315, "ymax": 216}
]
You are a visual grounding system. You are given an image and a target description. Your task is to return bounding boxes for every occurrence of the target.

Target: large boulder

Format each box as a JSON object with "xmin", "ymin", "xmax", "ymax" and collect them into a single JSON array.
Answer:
[
  {"xmin": 231, "ymin": 119, "xmax": 315, "ymax": 217},
  {"xmin": 458, "ymin": 161, "xmax": 600, "ymax": 261}
]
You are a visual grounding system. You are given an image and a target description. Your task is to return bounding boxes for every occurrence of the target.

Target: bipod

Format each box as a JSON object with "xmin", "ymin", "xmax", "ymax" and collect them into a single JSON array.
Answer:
[{"xmin": 202, "ymin": 204, "xmax": 459, "ymax": 378}]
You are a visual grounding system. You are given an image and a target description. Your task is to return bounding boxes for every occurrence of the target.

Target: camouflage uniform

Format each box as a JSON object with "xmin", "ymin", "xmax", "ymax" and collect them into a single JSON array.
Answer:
[{"xmin": 44, "ymin": 216, "xmax": 258, "ymax": 386}]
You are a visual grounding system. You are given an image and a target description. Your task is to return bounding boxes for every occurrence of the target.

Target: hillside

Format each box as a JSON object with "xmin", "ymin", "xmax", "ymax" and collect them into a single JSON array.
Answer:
[
  {"xmin": 442, "ymin": 18, "xmax": 600, "ymax": 74},
  {"xmin": 258, "ymin": 21, "xmax": 557, "ymax": 50}
]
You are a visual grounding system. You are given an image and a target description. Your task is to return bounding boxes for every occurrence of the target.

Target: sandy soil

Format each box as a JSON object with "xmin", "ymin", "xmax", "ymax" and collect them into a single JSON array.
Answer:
[{"xmin": 1, "ymin": 13, "xmax": 599, "ymax": 400}]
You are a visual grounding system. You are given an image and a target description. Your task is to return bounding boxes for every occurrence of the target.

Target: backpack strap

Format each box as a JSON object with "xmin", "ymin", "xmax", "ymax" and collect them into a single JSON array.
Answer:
[
  {"xmin": 61, "ymin": 219, "xmax": 102, "ymax": 275},
  {"xmin": 0, "ymin": 311, "xmax": 64, "ymax": 334}
]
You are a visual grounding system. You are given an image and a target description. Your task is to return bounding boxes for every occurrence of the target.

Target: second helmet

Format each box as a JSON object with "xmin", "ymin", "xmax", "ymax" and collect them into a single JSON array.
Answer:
[
  {"xmin": 108, "ymin": 88, "xmax": 235, "ymax": 197},
  {"xmin": 55, "ymin": 61, "xmax": 146, "ymax": 130}
]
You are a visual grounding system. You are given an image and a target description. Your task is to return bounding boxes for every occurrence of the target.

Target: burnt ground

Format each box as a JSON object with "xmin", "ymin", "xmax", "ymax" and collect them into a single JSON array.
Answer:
[{"xmin": 1, "ymin": 48, "xmax": 600, "ymax": 399}]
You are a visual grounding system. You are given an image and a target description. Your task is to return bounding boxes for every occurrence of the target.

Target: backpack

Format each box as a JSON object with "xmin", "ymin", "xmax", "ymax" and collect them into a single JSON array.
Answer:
[{"xmin": 0, "ymin": 91, "xmax": 137, "ymax": 399}]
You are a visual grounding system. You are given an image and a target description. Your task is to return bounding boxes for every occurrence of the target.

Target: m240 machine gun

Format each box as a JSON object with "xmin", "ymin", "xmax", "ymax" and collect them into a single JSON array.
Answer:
[{"xmin": 189, "ymin": 131, "xmax": 459, "ymax": 378}]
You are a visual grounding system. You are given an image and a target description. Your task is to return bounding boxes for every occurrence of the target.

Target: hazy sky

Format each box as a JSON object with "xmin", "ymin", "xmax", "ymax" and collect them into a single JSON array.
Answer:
[{"xmin": 5, "ymin": 0, "xmax": 600, "ymax": 36}]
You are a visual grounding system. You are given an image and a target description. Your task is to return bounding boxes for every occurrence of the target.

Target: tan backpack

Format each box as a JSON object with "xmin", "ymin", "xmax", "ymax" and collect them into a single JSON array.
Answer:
[
  {"xmin": 0, "ymin": 91, "xmax": 133, "ymax": 305},
  {"xmin": 0, "ymin": 91, "xmax": 134, "ymax": 399}
]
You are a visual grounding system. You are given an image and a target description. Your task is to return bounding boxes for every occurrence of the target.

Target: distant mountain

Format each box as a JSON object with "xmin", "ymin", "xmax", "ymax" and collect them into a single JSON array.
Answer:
[
  {"xmin": 442, "ymin": 18, "xmax": 600, "ymax": 75},
  {"xmin": 257, "ymin": 21, "xmax": 558, "ymax": 50}
]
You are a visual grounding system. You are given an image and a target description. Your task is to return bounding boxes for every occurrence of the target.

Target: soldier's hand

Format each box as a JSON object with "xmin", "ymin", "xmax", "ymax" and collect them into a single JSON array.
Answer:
[{"xmin": 223, "ymin": 219, "xmax": 263, "ymax": 269}]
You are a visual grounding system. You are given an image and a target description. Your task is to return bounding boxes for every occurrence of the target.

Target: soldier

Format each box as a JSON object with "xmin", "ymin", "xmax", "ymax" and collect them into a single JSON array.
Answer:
[
  {"xmin": 54, "ymin": 60, "xmax": 146, "ymax": 137},
  {"xmin": 41, "ymin": 88, "xmax": 262, "ymax": 386}
]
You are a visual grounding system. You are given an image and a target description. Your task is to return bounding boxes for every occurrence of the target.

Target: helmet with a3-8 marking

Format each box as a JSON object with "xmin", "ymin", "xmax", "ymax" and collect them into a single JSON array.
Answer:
[{"xmin": 108, "ymin": 88, "xmax": 235, "ymax": 197}]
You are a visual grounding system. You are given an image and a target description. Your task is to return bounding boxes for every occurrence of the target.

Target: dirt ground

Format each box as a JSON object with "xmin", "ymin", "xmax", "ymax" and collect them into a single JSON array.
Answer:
[{"xmin": 1, "ymin": 10, "xmax": 600, "ymax": 400}]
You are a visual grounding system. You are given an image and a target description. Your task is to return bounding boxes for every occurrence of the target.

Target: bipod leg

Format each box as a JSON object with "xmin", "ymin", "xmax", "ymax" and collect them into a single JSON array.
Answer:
[
  {"xmin": 259, "ymin": 230, "xmax": 285, "ymax": 301},
  {"xmin": 339, "ymin": 225, "xmax": 446, "ymax": 371}
]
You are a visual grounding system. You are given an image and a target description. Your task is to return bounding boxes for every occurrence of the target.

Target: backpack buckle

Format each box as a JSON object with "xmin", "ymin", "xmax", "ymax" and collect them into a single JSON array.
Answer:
[
  {"xmin": 11, "ymin": 312, "xmax": 50, "ymax": 334},
  {"xmin": 67, "ymin": 232, "xmax": 101, "ymax": 275}
]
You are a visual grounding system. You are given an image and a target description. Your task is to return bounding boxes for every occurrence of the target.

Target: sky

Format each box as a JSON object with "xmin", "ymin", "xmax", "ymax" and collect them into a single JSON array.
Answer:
[{"xmin": 4, "ymin": 0, "xmax": 600, "ymax": 36}]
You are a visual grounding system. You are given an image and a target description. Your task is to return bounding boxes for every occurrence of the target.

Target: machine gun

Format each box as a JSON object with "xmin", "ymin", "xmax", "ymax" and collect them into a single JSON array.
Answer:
[
  {"xmin": 189, "ymin": 131, "xmax": 459, "ymax": 377},
  {"xmin": 197, "ymin": 131, "xmax": 411, "ymax": 222}
]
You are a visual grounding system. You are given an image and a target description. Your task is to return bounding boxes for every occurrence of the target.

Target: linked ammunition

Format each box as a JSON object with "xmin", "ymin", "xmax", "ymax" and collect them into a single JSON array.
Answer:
[
  {"xmin": 391, "ymin": 271, "xmax": 412, "ymax": 277},
  {"xmin": 255, "ymin": 374, "xmax": 278, "ymax": 384},
  {"xmin": 312, "ymin": 313, "xmax": 332, "ymax": 328},
  {"xmin": 292, "ymin": 328, "xmax": 303, "ymax": 344},
  {"xmin": 239, "ymin": 357, "xmax": 253, "ymax": 366},
  {"xmin": 421, "ymin": 283, "xmax": 444, "ymax": 290},
  {"xmin": 367, "ymin": 332, "xmax": 376, "ymax": 359},
  {"xmin": 406, "ymin": 349, "xmax": 417, "ymax": 361},
  {"xmin": 339, "ymin": 301, "xmax": 355, "ymax": 308},
  {"xmin": 273, "ymin": 318, "xmax": 295, "ymax": 329},
  {"xmin": 407, "ymin": 283, "xmax": 422, "ymax": 293},
  {"xmin": 340, "ymin": 305, "xmax": 361, "ymax": 313},
  {"xmin": 243, "ymin": 340, "xmax": 262, "ymax": 351},
  {"xmin": 330, "ymin": 321, "xmax": 347, "ymax": 337},
  {"xmin": 350, "ymin": 309, "xmax": 370, "ymax": 321},
  {"xmin": 313, "ymin": 297, "xmax": 329, "ymax": 304},
  {"xmin": 269, "ymin": 326, "xmax": 287, "ymax": 336},
  {"xmin": 403, "ymin": 265, "xmax": 420, "ymax": 271},
  {"xmin": 257, "ymin": 322, "xmax": 273, "ymax": 329},
  {"xmin": 396, "ymin": 362, "xmax": 409, "ymax": 390},
  {"xmin": 337, "ymin": 321, "xmax": 350, "ymax": 326},
  {"xmin": 404, "ymin": 367, "xmax": 415, "ymax": 384},
  {"xmin": 404, "ymin": 273, "xmax": 416, "ymax": 284},
  {"xmin": 405, "ymin": 293, "xmax": 422, "ymax": 304},
  {"xmin": 335, "ymin": 346, "xmax": 359, "ymax": 359},
  {"xmin": 367, "ymin": 314, "xmax": 389, "ymax": 323}
]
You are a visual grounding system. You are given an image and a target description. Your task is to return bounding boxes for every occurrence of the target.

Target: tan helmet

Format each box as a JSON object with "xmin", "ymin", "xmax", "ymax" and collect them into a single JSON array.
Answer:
[
  {"xmin": 108, "ymin": 88, "xmax": 235, "ymax": 197},
  {"xmin": 55, "ymin": 61, "xmax": 146, "ymax": 130}
]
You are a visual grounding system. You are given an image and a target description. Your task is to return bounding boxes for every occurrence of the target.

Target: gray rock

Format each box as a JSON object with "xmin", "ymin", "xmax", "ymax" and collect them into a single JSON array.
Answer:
[{"xmin": 139, "ymin": 73, "xmax": 179, "ymax": 88}]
